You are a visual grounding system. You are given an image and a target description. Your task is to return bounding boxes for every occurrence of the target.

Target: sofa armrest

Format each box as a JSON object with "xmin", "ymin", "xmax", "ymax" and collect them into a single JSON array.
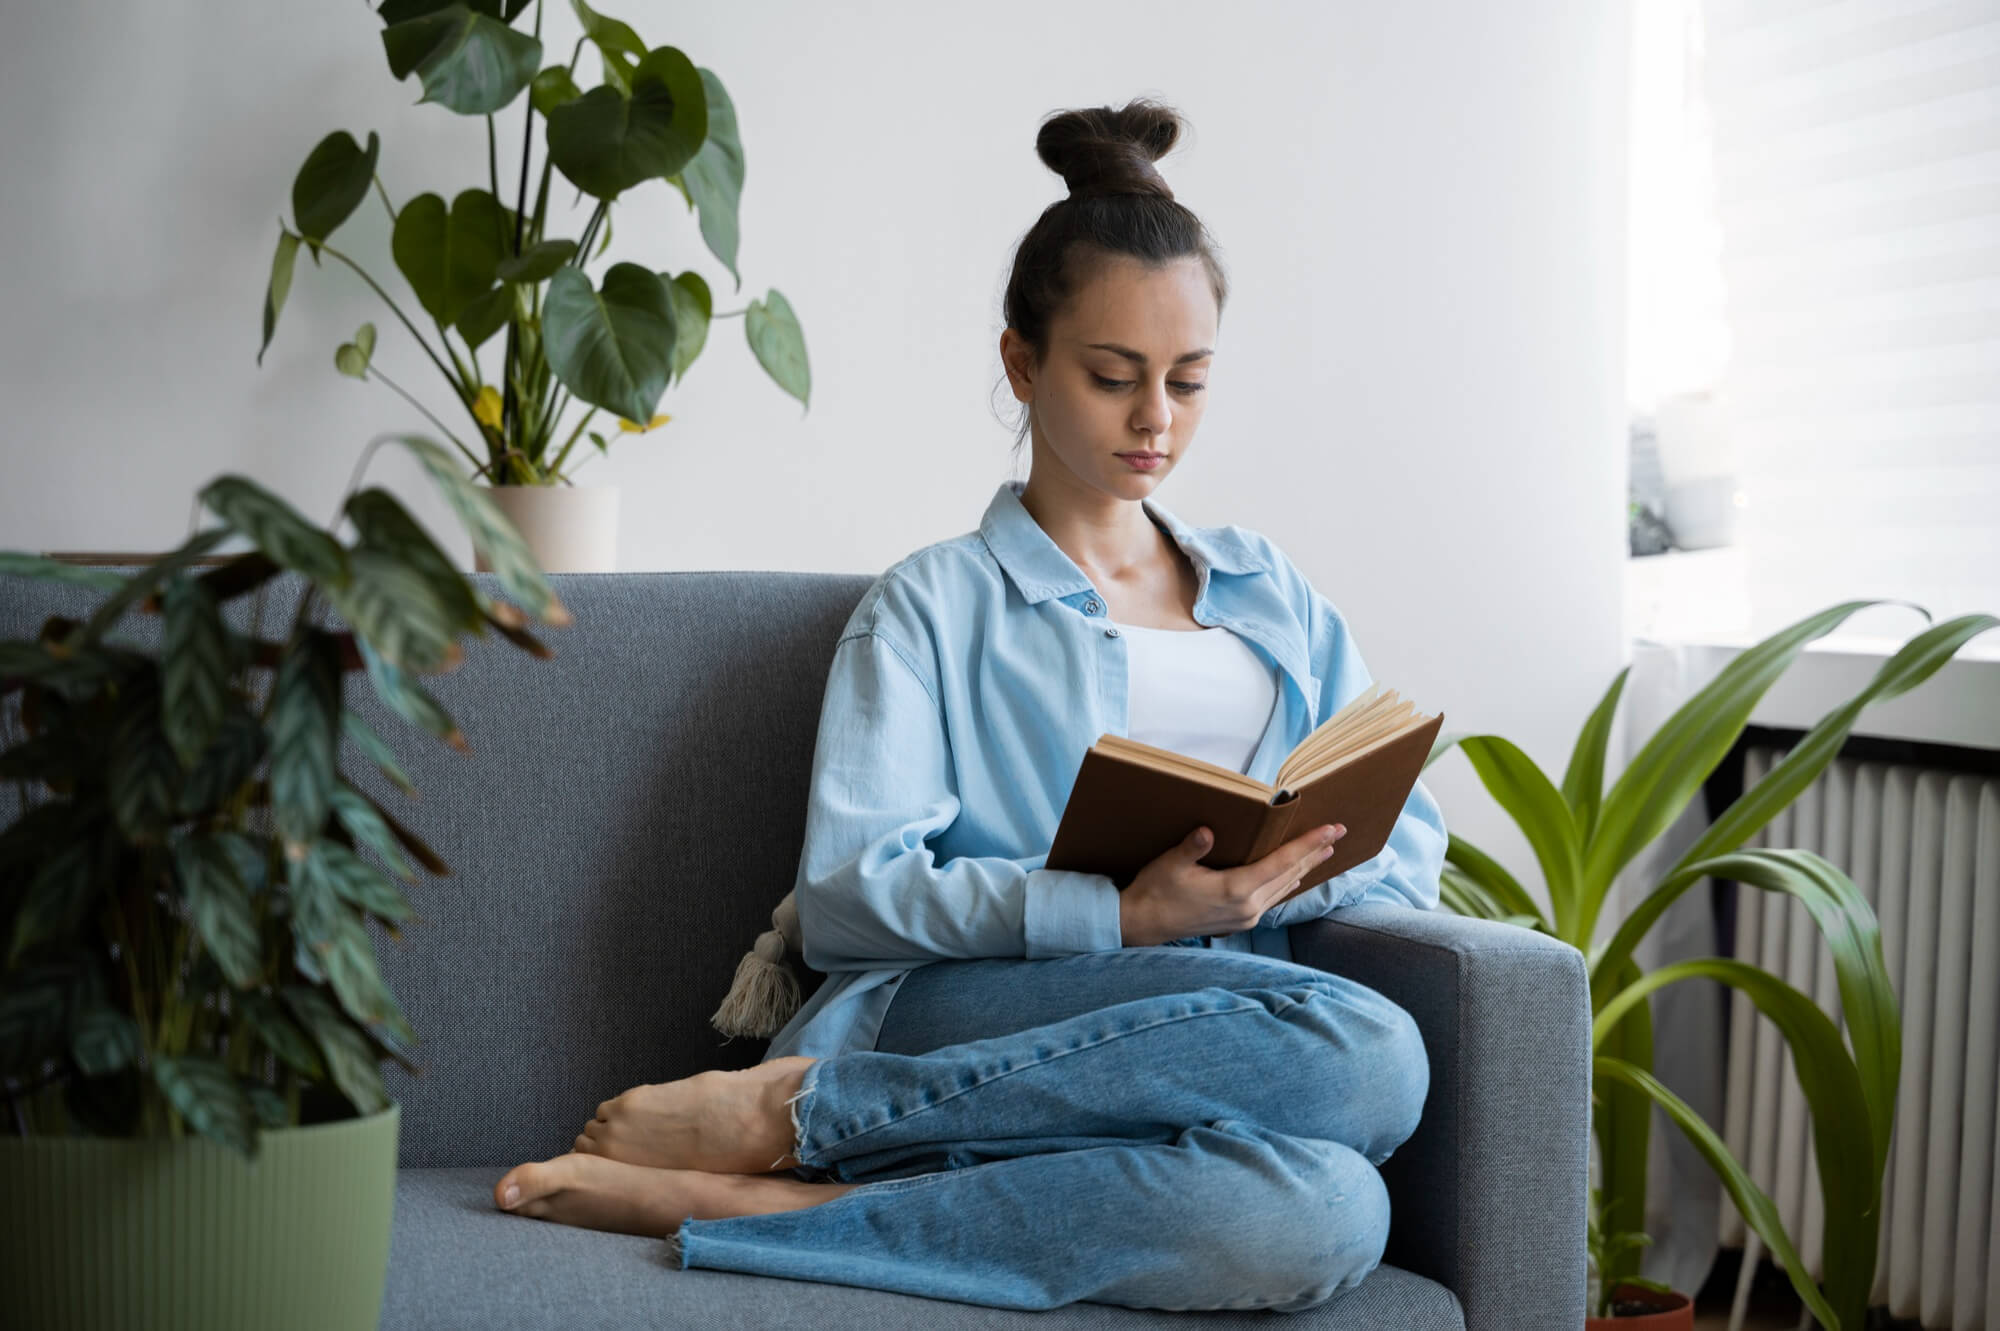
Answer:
[{"xmin": 1287, "ymin": 904, "xmax": 1589, "ymax": 1331}]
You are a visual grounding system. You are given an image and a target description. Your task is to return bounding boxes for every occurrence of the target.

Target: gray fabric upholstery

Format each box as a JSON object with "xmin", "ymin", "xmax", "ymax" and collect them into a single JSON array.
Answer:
[{"xmin": 1, "ymin": 566, "xmax": 1590, "ymax": 1328}]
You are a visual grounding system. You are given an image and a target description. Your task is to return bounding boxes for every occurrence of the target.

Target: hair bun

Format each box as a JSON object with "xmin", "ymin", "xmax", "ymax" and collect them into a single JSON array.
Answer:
[{"xmin": 1036, "ymin": 98, "xmax": 1182, "ymax": 203}]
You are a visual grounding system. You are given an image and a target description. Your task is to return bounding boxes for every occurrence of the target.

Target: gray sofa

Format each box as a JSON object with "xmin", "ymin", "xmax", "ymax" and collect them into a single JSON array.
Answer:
[{"xmin": 1, "ymin": 567, "xmax": 1590, "ymax": 1329}]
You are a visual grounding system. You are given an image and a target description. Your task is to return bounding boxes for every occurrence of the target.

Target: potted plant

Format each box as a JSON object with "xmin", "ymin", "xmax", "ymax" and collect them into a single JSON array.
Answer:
[
  {"xmin": 0, "ymin": 433, "xmax": 564, "ymax": 1330},
  {"xmin": 1427, "ymin": 598, "xmax": 1998, "ymax": 1328},
  {"xmin": 257, "ymin": 0, "xmax": 812, "ymax": 572}
]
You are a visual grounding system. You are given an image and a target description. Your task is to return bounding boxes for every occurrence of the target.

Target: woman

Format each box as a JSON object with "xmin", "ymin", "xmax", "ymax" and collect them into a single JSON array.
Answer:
[{"xmin": 493, "ymin": 98, "xmax": 1449, "ymax": 1315}]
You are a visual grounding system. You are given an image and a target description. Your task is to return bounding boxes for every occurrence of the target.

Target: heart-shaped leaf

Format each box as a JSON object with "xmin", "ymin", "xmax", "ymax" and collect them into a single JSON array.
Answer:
[
  {"xmin": 392, "ymin": 188, "xmax": 508, "ymax": 326},
  {"xmin": 496, "ymin": 239, "xmax": 576, "ymax": 284},
  {"xmin": 292, "ymin": 131, "xmax": 381, "ymax": 245},
  {"xmin": 455, "ymin": 284, "xmax": 513, "ymax": 350},
  {"xmin": 381, "ymin": 3, "xmax": 541, "ymax": 116},
  {"xmin": 680, "ymin": 68, "xmax": 744, "ymax": 290},
  {"xmin": 529, "ymin": 64, "xmax": 582, "ymax": 116},
  {"xmin": 660, "ymin": 270, "xmax": 712, "ymax": 383},
  {"xmin": 384, "ymin": 434, "xmax": 566, "ymax": 628},
  {"xmin": 746, "ymin": 288, "xmax": 809, "ymax": 408},
  {"xmin": 334, "ymin": 321, "xmax": 377, "ymax": 379},
  {"xmin": 545, "ymin": 46, "xmax": 707, "ymax": 199},
  {"xmin": 570, "ymin": 0, "xmax": 644, "ymax": 92},
  {"xmin": 259, "ymin": 228, "xmax": 301, "ymax": 365},
  {"xmin": 543, "ymin": 263, "xmax": 676, "ymax": 425}
]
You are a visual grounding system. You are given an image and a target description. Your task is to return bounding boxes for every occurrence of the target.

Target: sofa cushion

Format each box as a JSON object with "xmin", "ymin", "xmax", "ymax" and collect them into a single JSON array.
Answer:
[{"xmin": 384, "ymin": 1168, "xmax": 1467, "ymax": 1329}]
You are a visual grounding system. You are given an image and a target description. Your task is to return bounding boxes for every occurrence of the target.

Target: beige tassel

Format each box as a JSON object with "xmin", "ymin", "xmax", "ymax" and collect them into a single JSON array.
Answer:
[{"xmin": 710, "ymin": 890, "xmax": 805, "ymax": 1040}]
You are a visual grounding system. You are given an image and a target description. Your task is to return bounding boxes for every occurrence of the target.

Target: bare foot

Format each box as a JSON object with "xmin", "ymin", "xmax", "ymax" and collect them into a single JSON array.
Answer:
[
  {"xmin": 492, "ymin": 1151, "xmax": 861, "ymax": 1238},
  {"xmin": 574, "ymin": 1056, "xmax": 818, "ymax": 1174}
]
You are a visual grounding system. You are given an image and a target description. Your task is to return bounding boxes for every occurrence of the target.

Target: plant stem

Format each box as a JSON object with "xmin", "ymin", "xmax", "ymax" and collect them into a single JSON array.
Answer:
[
  {"xmin": 317, "ymin": 243, "xmax": 465, "ymax": 399},
  {"xmin": 364, "ymin": 367, "xmax": 485, "ymax": 471},
  {"xmin": 372, "ymin": 173, "xmax": 397, "ymax": 225},
  {"xmin": 546, "ymin": 406, "xmax": 598, "ymax": 478},
  {"xmin": 570, "ymin": 200, "xmax": 609, "ymax": 269},
  {"xmin": 485, "ymin": 114, "xmax": 501, "ymax": 220}
]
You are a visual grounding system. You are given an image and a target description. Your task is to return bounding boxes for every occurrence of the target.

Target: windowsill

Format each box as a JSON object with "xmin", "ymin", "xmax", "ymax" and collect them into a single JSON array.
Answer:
[{"xmin": 1625, "ymin": 547, "xmax": 2000, "ymax": 752}]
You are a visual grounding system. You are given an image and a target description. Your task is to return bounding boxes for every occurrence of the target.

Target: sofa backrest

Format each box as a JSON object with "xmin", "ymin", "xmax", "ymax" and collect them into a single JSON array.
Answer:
[{"xmin": 1, "ymin": 567, "xmax": 873, "ymax": 1168}]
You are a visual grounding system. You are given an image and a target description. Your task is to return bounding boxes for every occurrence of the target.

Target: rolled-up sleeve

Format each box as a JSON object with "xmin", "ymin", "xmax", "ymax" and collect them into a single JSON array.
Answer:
[
  {"xmin": 1256, "ymin": 592, "xmax": 1447, "ymax": 930},
  {"xmin": 793, "ymin": 630, "xmax": 1124, "ymax": 971}
]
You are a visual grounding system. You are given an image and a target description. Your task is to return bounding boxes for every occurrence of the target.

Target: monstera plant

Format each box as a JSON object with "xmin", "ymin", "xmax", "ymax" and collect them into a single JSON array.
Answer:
[
  {"xmin": 258, "ymin": 0, "xmax": 810, "ymax": 487},
  {"xmin": 1427, "ymin": 599, "xmax": 1998, "ymax": 1327}
]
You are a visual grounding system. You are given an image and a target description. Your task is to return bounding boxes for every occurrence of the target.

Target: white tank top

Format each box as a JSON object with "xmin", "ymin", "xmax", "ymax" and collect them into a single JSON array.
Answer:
[{"xmin": 1114, "ymin": 621, "xmax": 1281, "ymax": 775}]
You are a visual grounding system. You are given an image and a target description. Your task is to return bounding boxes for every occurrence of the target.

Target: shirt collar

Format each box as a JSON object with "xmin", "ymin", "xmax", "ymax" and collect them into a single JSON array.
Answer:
[{"xmin": 979, "ymin": 478, "xmax": 1270, "ymax": 606}]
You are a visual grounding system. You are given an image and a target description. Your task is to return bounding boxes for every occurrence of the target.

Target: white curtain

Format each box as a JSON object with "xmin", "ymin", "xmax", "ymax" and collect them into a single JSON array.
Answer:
[{"xmin": 1699, "ymin": 0, "xmax": 2000, "ymax": 645}]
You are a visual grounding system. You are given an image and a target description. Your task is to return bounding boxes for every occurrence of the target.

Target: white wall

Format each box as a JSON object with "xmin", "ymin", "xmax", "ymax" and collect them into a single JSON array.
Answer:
[{"xmin": 0, "ymin": 0, "xmax": 1632, "ymax": 916}]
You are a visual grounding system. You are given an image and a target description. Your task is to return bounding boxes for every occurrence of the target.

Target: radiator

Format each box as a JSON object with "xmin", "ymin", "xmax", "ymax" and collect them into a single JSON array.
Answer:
[{"xmin": 1717, "ymin": 746, "xmax": 2000, "ymax": 1330}]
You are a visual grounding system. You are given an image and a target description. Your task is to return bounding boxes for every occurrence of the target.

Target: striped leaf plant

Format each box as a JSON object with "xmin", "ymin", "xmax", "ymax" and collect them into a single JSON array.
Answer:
[
  {"xmin": 1426, "ymin": 599, "xmax": 1998, "ymax": 1328},
  {"xmin": 0, "ymin": 434, "xmax": 565, "ymax": 1159}
]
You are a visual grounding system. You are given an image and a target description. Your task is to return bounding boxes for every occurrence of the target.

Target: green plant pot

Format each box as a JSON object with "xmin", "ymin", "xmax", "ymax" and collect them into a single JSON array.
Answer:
[{"xmin": 0, "ymin": 1098, "xmax": 399, "ymax": 1331}]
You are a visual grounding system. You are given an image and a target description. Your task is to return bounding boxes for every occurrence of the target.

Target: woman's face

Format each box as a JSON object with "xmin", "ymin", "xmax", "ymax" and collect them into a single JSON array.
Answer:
[{"xmin": 1003, "ymin": 253, "xmax": 1217, "ymax": 499}]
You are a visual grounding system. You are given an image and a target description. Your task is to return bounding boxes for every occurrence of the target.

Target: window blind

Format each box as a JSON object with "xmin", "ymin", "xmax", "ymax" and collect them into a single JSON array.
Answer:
[{"xmin": 1699, "ymin": 0, "xmax": 2000, "ymax": 644}]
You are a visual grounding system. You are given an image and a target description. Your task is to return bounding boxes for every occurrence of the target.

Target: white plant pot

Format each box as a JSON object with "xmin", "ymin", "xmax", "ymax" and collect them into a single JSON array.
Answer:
[{"xmin": 476, "ymin": 484, "xmax": 619, "ymax": 573}]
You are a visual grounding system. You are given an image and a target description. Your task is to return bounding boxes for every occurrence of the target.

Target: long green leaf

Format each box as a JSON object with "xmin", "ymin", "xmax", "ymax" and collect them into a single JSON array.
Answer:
[
  {"xmin": 324, "ymin": 548, "xmax": 464, "ymax": 675},
  {"xmin": 1561, "ymin": 663, "xmax": 1629, "ymax": 847},
  {"xmin": 1591, "ymin": 955, "xmax": 1653, "ymax": 1292},
  {"xmin": 259, "ymin": 227, "xmax": 301, "ymax": 365},
  {"xmin": 73, "ymin": 526, "xmax": 232, "ymax": 648},
  {"xmin": 1597, "ymin": 959, "xmax": 1879, "ymax": 1325},
  {"xmin": 0, "ymin": 553, "xmax": 126, "ymax": 593},
  {"xmin": 1597, "ymin": 1056, "xmax": 1843, "ymax": 1328},
  {"xmin": 161, "ymin": 575, "xmax": 234, "ymax": 767},
  {"xmin": 340, "ymin": 710, "xmax": 416, "ymax": 796},
  {"xmin": 383, "ymin": 433, "xmax": 566, "ymax": 627},
  {"xmin": 1671, "ymin": 613, "xmax": 1999, "ymax": 883},
  {"xmin": 1441, "ymin": 831, "xmax": 1547, "ymax": 927},
  {"xmin": 283, "ymin": 985, "xmax": 391, "ymax": 1116},
  {"xmin": 1583, "ymin": 599, "xmax": 1925, "ymax": 916},
  {"xmin": 107, "ymin": 674, "xmax": 179, "ymax": 842},
  {"xmin": 355, "ymin": 633, "xmax": 467, "ymax": 752},
  {"xmin": 269, "ymin": 630, "xmax": 343, "ymax": 850},
  {"xmin": 199, "ymin": 475, "xmax": 349, "ymax": 586},
  {"xmin": 1454, "ymin": 734, "xmax": 1583, "ymax": 940},
  {"xmin": 342, "ymin": 487, "xmax": 486, "ymax": 639},
  {"xmin": 174, "ymin": 835, "xmax": 263, "ymax": 989},
  {"xmin": 1593, "ymin": 848, "xmax": 1900, "ymax": 1185}
]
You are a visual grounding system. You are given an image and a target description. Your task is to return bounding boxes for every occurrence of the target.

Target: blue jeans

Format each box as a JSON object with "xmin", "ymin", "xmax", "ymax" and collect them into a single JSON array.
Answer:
[{"xmin": 671, "ymin": 944, "xmax": 1429, "ymax": 1313}]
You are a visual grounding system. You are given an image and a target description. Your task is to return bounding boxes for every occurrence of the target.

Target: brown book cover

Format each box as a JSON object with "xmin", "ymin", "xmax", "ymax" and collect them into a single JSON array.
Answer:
[{"xmin": 1045, "ymin": 683, "xmax": 1444, "ymax": 909}]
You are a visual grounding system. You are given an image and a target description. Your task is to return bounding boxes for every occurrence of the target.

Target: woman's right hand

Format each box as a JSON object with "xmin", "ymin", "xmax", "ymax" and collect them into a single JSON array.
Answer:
[{"xmin": 1118, "ymin": 822, "xmax": 1347, "ymax": 948}]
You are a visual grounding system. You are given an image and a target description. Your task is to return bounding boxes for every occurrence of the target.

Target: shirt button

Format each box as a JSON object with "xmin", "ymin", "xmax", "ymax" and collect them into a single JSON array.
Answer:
[
  {"xmin": 1105, "ymin": 627, "xmax": 1121, "ymax": 638},
  {"xmin": 1084, "ymin": 599, "xmax": 1100, "ymax": 614}
]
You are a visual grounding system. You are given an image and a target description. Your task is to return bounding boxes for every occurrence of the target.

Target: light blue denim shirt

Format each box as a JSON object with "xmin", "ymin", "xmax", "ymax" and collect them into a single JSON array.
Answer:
[{"xmin": 764, "ymin": 479, "xmax": 1447, "ymax": 1063}]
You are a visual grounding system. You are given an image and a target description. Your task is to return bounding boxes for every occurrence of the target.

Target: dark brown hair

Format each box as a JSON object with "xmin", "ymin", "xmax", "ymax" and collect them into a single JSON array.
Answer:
[{"xmin": 998, "ymin": 98, "xmax": 1231, "ymax": 458}]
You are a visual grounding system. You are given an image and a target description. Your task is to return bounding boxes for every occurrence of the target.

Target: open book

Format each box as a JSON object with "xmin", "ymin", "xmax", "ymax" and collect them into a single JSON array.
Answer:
[{"xmin": 1045, "ymin": 683, "xmax": 1445, "ymax": 909}]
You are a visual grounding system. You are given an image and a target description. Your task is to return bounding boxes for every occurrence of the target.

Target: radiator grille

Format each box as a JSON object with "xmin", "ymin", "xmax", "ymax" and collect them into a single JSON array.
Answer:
[{"xmin": 1718, "ymin": 747, "xmax": 2000, "ymax": 1329}]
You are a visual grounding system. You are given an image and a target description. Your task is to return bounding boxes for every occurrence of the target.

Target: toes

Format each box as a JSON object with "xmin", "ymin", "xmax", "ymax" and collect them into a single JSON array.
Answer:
[{"xmin": 494, "ymin": 1158, "xmax": 562, "ymax": 1212}]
